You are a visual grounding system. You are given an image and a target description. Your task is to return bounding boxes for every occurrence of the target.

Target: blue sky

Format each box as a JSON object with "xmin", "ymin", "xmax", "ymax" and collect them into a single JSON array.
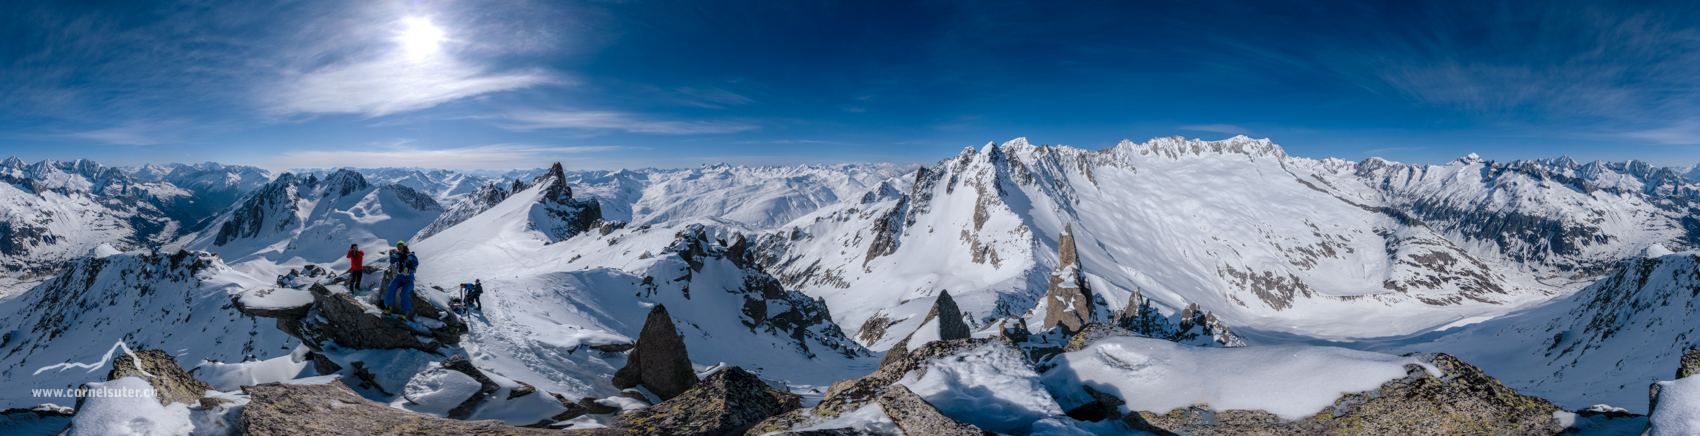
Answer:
[{"xmin": 2, "ymin": 0, "xmax": 1698, "ymax": 171}]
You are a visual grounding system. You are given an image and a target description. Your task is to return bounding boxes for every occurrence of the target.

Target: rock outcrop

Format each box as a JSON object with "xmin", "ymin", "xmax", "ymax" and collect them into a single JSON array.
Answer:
[
  {"xmin": 1041, "ymin": 225, "xmax": 1095, "ymax": 335},
  {"xmin": 878, "ymin": 384, "xmax": 996, "ymax": 436},
  {"xmin": 1679, "ymin": 347, "xmax": 1700, "ymax": 379},
  {"xmin": 748, "ymin": 339, "xmax": 1005, "ymax": 435},
  {"xmin": 438, "ymin": 355, "xmax": 502, "ymax": 419},
  {"xmin": 612, "ymin": 304, "xmax": 700, "ymax": 401},
  {"xmin": 1115, "ymin": 353, "xmax": 1568, "ymax": 435},
  {"xmin": 613, "ymin": 366, "xmax": 801, "ymax": 436},
  {"xmin": 1061, "ymin": 322, "xmax": 1133, "ymax": 353},
  {"xmin": 101, "ymin": 348, "xmax": 217, "ymax": 408},
  {"xmin": 244, "ymin": 283, "xmax": 465, "ymax": 354},
  {"xmin": 239, "ymin": 381, "xmax": 571, "ymax": 436},
  {"xmin": 1112, "ymin": 288, "xmax": 1246, "ymax": 347},
  {"xmin": 928, "ymin": 290, "xmax": 971, "ymax": 341}
]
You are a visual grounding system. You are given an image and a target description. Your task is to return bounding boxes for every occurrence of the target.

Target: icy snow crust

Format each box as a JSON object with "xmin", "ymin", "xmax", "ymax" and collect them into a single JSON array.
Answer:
[
  {"xmin": 1045, "ymin": 336, "xmax": 1431, "ymax": 420},
  {"xmin": 1649, "ymin": 375, "xmax": 1700, "ymax": 436},
  {"xmin": 64, "ymin": 377, "xmax": 195, "ymax": 436}
]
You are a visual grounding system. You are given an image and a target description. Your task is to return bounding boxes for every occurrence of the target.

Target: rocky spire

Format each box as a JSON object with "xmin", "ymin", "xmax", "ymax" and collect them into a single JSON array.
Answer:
[
  {"xmin": 534, "ymin": 162, "xmax": 572, "ymax": 203},
  {"xmin": 929, "ymin": 290, "xmax": 971, "ymax": 341},
  {"xmin": 1042, "ymin": 224, "xmax": 1094, "ymax": 335},
  {"xmin": 612, "ymin": 304, "xmax": 700, "ymax": 401}
]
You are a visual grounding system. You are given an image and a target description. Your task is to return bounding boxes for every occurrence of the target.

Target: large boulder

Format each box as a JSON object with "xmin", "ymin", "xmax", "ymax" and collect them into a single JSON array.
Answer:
[
  {"xmin": 612, "ymin": 304, "xmax": 700, "ymax": 401},
  {"xmin": 276, "ymin": 283, "xmax": 465, "ymax": 354},
  {"xmin": 877, "ymin": 384, "xmax": 995, "ymax": 436},
  {"xmin": 239, "ymin": 381, "xmax": 581, "ymax": 436},
  {"xmin": 612, "ymin": 366, "xmax": 800, "ymax": 436},
  {"xmin": 1117, "ymin": 353, "xmax": 1569, "ymax": 435},
  {"xmin": 99, "ymin": 349, "xmax": 217, "ymax": 408}
]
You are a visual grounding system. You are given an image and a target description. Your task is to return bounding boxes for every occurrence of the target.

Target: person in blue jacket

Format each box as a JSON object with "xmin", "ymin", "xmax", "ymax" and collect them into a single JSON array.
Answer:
[{"xmin": 383, "ymin": 241, "xmax": 419, "ymax": 319}]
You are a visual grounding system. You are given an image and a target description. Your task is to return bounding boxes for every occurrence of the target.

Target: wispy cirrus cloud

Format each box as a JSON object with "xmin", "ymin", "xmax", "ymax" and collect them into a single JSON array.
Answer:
[
  {"xmin": 484, "ymin": 110, "xmax": 759, "ymax": 134},
  {"xmin": 265, "ymin": 143, "xmax": 638, "ymax": 170},
  {"xmin": 1179, "ymin": 124, "xmax": 1251, "ymax": 135},
  {"xmin": 1625, "ymin": 119, "xmax": 1700, "ymax": 145},
  {"xmin": 269, "ymin": 57, "xmax": 557, "ymax": 118}
]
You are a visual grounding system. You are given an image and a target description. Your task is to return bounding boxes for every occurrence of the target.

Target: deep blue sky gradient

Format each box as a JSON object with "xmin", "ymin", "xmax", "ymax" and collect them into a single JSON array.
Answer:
[{"xmin": 1, "ymin": 0, "xmax": 1697, "ymax": 170}]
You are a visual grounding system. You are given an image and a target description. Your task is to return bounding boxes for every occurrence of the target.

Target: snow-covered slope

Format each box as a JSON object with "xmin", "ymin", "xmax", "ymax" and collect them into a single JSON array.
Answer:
[
  {"xmin": 409, "ymin": 165, "xmax": 874, "ymax": 400},
  {"xmin": 340, "ymin": 167, "xmax": 497, "ymax": 204},
  {"xmin": 0, "ymin": 158, "xmax": 193, "ymax": 294},
  {"xmin": 0, "ymin": 249, "xmax": 301, "ymax": 409},
  {"xmin": 1411, "ymin": 250, "xmax": 1700, "ymax": 412},
  {"xmin": 750, "ymin": 137, "xmax": 1700, "ymax": 350},
  {"xmin": 131, "ymin": 162, "xmax": 276, "ymax": 230},
  {"xmin": 563, "ymin": 163, "xmax": 909, "ymax": 229},
  {"xmin": 186, "ymin": 169, "xmax": 443, "ymax": 264}
]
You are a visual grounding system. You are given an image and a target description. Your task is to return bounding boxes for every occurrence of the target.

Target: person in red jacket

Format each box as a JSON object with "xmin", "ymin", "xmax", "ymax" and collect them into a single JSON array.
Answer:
[{"xmin": 346, "ymin": 243, "xmax": 365, "ymax": 292}]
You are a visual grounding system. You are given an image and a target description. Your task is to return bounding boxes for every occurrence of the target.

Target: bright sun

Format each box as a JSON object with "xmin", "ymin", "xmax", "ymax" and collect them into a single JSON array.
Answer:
[{"xmin": 398, "ymin": 17, "xmax": 446, "ymax": 57}]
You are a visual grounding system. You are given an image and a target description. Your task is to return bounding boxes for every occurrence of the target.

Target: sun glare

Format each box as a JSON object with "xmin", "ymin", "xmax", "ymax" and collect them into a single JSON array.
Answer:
[{"xmin": 398, "ymin": 17, "xmax": 446, "ymax": 57}]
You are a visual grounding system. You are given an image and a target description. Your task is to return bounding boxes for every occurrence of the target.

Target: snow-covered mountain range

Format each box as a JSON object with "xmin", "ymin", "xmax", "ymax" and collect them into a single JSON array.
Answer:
[{"xmin": 2, "ymin": 136, "xmax": 1699, "ymax": 434}]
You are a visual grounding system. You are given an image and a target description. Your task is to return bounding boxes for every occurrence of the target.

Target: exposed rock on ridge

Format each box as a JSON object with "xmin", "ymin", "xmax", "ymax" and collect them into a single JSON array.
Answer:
[{"xmin": 612, "ymin": 304, "xmax": 700, "ymax": 401}]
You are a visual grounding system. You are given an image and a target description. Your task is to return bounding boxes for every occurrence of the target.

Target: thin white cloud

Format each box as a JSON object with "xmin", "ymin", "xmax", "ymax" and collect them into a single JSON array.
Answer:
[
  {"xmin": 1179, "ymin": 124, "xmax": 1251, "ymax": 135},
  {"xmin": 1625, "ymin": 119, "xmax": 1700, "ymax": 145},
  {"xmin": 1362, "ymin": 146, "xmax": 1427, "ymax": 155},
  {"xmin": 270, "ymin": 55, "xmax": 554, "ymax": 117},
  {"xmin": 487, "ymin": 110, "xmax": 759, "ymax": 134},
  {"xmin": 265, "ymin": 143, "xmax": 636, "ymax": 170},
  {"xmin": 65, "ymin": 128, "xmax": 164, "ymax": 146},
  {"xmin": 59, "ymin": 120, "xmax": 197, "ymax": 145}
]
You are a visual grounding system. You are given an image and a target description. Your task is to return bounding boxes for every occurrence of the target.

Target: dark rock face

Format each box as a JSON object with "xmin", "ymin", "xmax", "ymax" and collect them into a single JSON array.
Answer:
[
  {"xmin": 437, "ymin": 355, "xmax": 502, "ymax": 420},
  {"xmin": 310, "ymin": 352, "xmax": 342, "ymax": 376},
  {"xmin": 612, "ymin": 304, "xmax": 700, "ymax": 401},
  {"xmin": 613, "ymin": 366, "xmax": 801, "ymax": 436},
  {"xmin": 102, "ymin": 348, "xmax": 216, "ymax": 407},
  {"xmin": 1119, "ymin": 353, "xmax": 1567, "ymax": 436},
  {"xmin": 928, "ymin": 290, "xmax": 971, "ymax": 341},
  {"xmin": 877, "ymin": 384, "xmax": 995, "ymax": 436},
  {"xmin": 238, "ymin": 382, "xmax": 570, "ymax": 436},
  {"xmin": 878, "ymin": 336, "xmax": 910, "ymax": 370},
  {"xmin": 1042, "ymin": 225, "xmax": 1095, "ymax": 335},
  {"xmin": 531, "ymin": 161, "xmax": 605, "ymax": 242}
]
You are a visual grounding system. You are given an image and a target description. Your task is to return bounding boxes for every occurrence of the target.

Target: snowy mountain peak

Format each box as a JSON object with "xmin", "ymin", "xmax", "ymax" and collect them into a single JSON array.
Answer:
[
  {"xmin": 321, "ymin": 169, "xmax": 370, "ymax": 197},
  {"xmin": 1116, "ymin": 135, "xmax": 1287, "ymax": 160},
  {"xmin": 533, "ymin": 162, "xmax": 573, "ymax": 203}
]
